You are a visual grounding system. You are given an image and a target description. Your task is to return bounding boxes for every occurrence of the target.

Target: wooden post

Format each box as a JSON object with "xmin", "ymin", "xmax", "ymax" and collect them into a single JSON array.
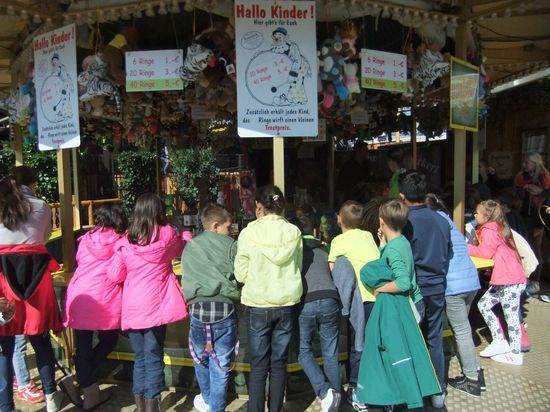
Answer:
[
  {"xmin": 452, "ymin": 20, "xmax": 468, "ymax": 233},
  {"xmin": 155, "ymin": 139, "xmax": 162, "ymax": 195},
  {"xmin": 273, "ymin": 137, "xmax": 285, "ymax": 194},
  {"xmin": 472, "ymin": 131, "xmax": 480, "ymax": 184},
  {"xmin": 411, "ymin": 103, "xmax": 417, "ymax": 168},
  {"xmin": 57, "ymin": 149, "xmax": 76, "ymax": 273},
  {"xmin": 71, "ymin": 148, "xmax": 81, "ymax": 230},
  {"xmin": 328, "ymin": 135, "xmax": 335, "ymax": 209}
]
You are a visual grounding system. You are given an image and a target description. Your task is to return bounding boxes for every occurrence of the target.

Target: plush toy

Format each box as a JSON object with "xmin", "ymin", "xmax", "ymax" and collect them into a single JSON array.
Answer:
[
  {"xmin": 102, "ymin": 27, "xmax": 138, "ymax": 88},
  {"xmin": 77, "ymin": 54, "xmax": 121, "ymax": 115},
  {"xmin": 344, "ymin": 63, "xmax": 360, "ymax": 94},
  {"xmin": 413, "ymin": 46, "xmax": 450, "ymax": 92},
  {"xmin": 196, "ymin": 21, "xmax": 237, "ymax": 82},
  {"xmin": 339, "ymin": 21, "xmax": 358, "ymax": 60},
  {"xmin": 318, "ymin": 37, "xmax": 349, "ymax": 101},
  {"xmin": 179, "ymin": 44, "xmax": 215, "ymax": 88}
]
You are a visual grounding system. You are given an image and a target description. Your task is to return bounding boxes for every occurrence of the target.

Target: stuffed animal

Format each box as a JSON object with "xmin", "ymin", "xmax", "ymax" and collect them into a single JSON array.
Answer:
[
  {"xmin": 179, "ymin": 44, "xmax": 215, "ymax": 88},
  {"xmin": 102, "ymin": 27, "xmax": 138, "ymax": 88},
  {"xmin": 196, "ymin": 21, "xmax": 237, "ymax": 81},
  {"xmin": 78, "ymin": 54, "xmax": 121, "ymax": 114},
  {"xmin": 344, "ymin": 63, "xmax": 360, "ymax": 94},
  {"xmin": 318, "ymin": 37, "xmax": 349, "ymax": 101},
  {"xmin": 413, "ymin": 47, "xmax": 449, "ymax": 92},
  {"xmin": 339, "ymin": 21, "xmax": 358, "ymax": 60}
]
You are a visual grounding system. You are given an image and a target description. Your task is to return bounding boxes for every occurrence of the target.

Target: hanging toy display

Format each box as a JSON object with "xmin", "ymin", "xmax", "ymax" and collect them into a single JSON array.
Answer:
[
  {"xmin": 318, "ymin": 37, "xmax": 349, "ymax": 101},
  {"xmin": 179, "ymin": 44, "xmax": 215, "ymax": 88},
  {"xmin": 78, "ymin": 54, "xmax": 121, "ymax": 116}
]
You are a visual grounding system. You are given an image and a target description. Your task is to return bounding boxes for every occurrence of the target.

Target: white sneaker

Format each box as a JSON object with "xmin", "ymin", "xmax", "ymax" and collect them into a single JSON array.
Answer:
[
  {"xmin": 193, "ymin": 394, "xmax": 210, "ymax": 412},
  {"xmin": 321, "ymin": 388, "xmax": 341, "ymax": 412},
  {"xmin": 431, "ymin": 392, "xmax": 446, "ymax": 408},
  {"xmin": 480, "ymin": 339, "xmax": 510, "ymax": 358},
  {"xmin": 491, "ymin": 352, "xmax": 523, "ymax": 365},
  {"xmin": 45, "ymin": 391, "xmax": 64, "ymax": 412}
]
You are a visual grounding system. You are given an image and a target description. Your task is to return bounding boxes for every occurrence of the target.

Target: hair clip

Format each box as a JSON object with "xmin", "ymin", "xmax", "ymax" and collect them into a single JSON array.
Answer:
[{"xmin": 273, "ymin": 195, "xmax": 280, "ymax": 201}]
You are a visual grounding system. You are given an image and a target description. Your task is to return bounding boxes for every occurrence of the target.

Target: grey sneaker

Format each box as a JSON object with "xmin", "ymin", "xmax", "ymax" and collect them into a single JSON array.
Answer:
[
  {"xmin": 448, "ymin": 376, "xmax": 481, "ymax": 398},
  {"xmin": 321, "ymin": 388, "xmax": 341, "ymax": 412},
  {"xmin": 526, "ymin": 280, "xmax": 540, "ymax": 297}
]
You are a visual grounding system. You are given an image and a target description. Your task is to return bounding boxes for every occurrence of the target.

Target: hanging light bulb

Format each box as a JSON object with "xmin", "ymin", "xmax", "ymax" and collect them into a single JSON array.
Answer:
[
  {"xmin": 170, "ymin": 0, "xmax": 181, "ymax": 13},
  {"xmin": 145, "ymin": 4, "xmax": 155, "ymax": 17},
  {"xmin": 133, "ymin": 8, "xmax": 143, "ymax": 18},
  {"xmin": 381, "ymin": 6, "xmax": 390, "ymax": 19},
  {"xmin": 33, "ymin": 14, "xmax": 41, "ymax": 24},
  {"xmin": 86, "ymin": 12, "xmax": 94, "ymax": 25},
  {"xmin": 158, "ymin": 2, "xmax": 168, "ymax": 15},
  {"xmin": 45, "ymin": 17, "xmax": 53, "ymax": 26},
  {"xmin": 21, "ymin": 10, "xmax": 29, "ymax": 20},
  {"xmin": 504, "ymin": 8, "xmax": 512, "ymax": 17},
  {"xmin": 184, "ymin": 0, "xmax": 195, "ymax": 12},
  {"xmin": 97, "ymin": 10, "xmax": 107, "ymax": 23},
  {"xmin": 75, "ymin": 13, "xmax": 83, "ymax": 25},
  {"xmin": 108, "ymin": 9, "xmax": 118, "ymax": 21},
  {"xmin": 6, "ymin": 6, "xmax": 15, "ymax": 16}
]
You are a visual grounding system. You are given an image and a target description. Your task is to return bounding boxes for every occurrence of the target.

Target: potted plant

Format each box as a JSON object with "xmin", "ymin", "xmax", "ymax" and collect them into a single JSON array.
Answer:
[{"xmin": 169, "ymin": 146, "xmax": 219, "ymax": 227}]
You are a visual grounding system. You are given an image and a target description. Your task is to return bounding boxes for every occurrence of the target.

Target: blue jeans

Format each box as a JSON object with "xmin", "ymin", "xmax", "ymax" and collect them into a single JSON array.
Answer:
[
  {"xmin": 12, "ymin": 335, "xmax": 29, "ymax": 388},
  {"xmin": 74, "ymin": 329, "xmax": 119, "ymax": 388},
  {"xmin": 246, "ymin": 306, "xmax": 294, "ymax": 412},
  {"xmin": 128, "ymin": 325, "xmax": 167, "ymax": 400},
  {"xmin": 445, "ymin": 292, "xmax": 479, "ymax": 380},
  {"xmin": 347, "ymin": 302, "xmax": 374, "ymax": 388},
  {"xmin": 0, "ymin": 333, "xmax": 57, "ymax": 412},
  {"xmin": 190, "ymin": 313, "xmax": 237, "ymax": 412},
  {"xmin": 417, "ymin": 293, "xmax": 445, "ymax": 391},
  {"xmin": 297, "ymin": 298, "xmax": 340, "ymax": 399}
]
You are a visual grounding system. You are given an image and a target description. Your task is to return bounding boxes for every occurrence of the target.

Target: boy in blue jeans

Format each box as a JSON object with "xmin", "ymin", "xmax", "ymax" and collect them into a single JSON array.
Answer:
[
  {"xmin": 181, "ymin": 204, "xmax": 240, "ymax": 412},
  {"xmin": 293, "ymin": 215, "xmax": 341, "ymax": 412},
  {"xmin": 398, "ymin": 171, "xmax": 451, "ymax": 409}
]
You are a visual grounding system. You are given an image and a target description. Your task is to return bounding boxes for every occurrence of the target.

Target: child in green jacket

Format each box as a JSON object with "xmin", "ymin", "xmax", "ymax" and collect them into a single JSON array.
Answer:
[{"xmin": 181, "ymin": 203, "xmax": 240, "ymax": 412}]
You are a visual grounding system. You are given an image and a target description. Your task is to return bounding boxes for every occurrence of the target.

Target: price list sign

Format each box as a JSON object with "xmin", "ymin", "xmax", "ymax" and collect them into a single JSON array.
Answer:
[
  {"xmin": 361, "ymin": 49, "xmax": 407, "ymax": 93},
  {"xmin": 125, "ymin": 49, "xmax": 183, "ymax": 92}
]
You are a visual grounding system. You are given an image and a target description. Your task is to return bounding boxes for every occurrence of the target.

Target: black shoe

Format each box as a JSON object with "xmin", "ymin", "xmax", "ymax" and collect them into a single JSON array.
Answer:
[
  {"xmin": 448, "ymin": 375, "xmax": 481, "ymax": 398},
  {"xmin": 478, "ymin": 368, "xmax": 486, "ymax": 392}
]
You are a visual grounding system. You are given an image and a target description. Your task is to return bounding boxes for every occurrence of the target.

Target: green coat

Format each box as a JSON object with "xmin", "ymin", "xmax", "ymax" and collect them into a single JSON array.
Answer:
[
  {"xmin": 357, "ymin": 257, "xmax": 440, "ymax": 409},
  {"xmin": 181, "ymin": 231, "xmax": 240, "ymax": 305}
]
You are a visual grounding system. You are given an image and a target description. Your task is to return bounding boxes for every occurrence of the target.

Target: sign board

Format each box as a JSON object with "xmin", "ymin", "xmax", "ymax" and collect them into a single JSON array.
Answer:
[
  {"xmin": 450, "ymin": 56, "xmax": 479, "ymax": 132},
  {"xmin": 33, "ymin": 24, "xmax": 80, "ymax": 150},
  {"xmin": 125, "ymin": 50, "xmax": 184, "ymax": 92},
  {"xmin": 235, "ymin": 0, "xmax": 318, "ymax": 137},
  {"xmin": 361, "ymin": 49, "xmax": 407, "ymax": 93}
]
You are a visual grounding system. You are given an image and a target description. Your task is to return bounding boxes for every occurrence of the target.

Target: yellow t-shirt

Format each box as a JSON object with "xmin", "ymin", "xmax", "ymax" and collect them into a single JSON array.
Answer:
[{"xmin": 328, "ymin": 229, "xmax": 380, "ymax": 302}]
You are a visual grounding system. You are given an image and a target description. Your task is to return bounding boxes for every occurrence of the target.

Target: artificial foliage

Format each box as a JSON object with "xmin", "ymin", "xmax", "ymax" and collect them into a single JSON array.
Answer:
[
  {"xmin": 0, "ymin": 147, "xmax": 14, "ymax": 179},
  {"xmin": 169, "ymin": 146, "xmax": 219, "ymax": 211},
  {"xmin": 117, "ymin": 150, "xmax": 157, "ymax": 213}
]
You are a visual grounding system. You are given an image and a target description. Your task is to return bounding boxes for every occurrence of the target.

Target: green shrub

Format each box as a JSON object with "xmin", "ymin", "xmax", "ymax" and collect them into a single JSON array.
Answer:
[
  {"xmin": 117, "ymin": 150, "xmax": 157, "ymax": 213},
  {"xmin": 170, "ymin": 147, "xmax": 219, "ymax": 211},
  {"xmin": 0, "ymin": 147, "xmax": 14, "ymax": 179}
]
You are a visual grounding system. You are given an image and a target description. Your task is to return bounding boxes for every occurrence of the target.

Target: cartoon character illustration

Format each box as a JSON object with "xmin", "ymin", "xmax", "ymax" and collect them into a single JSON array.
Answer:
[
  {"xmin": 40, "ymin": 53, "xmax": 75, "ymax": 122},
  {"xmin": 269, "ymin": 27, "xmax": 311, "ymax": 106},
  {"xmin": 245, "ymin": 27, "xmax": 312, "ymax": 107}
]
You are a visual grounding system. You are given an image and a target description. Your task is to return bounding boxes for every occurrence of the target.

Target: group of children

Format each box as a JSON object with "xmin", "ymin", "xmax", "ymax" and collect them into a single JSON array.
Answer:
[{"xmin": 9, "ymin": 168, "xmax": 529, "ymax": 412}]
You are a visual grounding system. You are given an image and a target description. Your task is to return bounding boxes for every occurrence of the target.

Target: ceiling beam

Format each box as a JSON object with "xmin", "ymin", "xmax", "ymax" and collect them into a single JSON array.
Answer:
[
  {"xmin": 467, "ymin": 0, "xmax": 536, "ymax": 20},
  {"xmin": 0, "ymin": 0, "xmax": 51, "ymax": 19}
]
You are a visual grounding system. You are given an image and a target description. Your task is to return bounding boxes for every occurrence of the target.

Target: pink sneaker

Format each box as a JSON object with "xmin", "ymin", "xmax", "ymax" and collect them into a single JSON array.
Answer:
[{"xmin": 16, "ymin": 381, "xmax": 45, "ymax": 403}]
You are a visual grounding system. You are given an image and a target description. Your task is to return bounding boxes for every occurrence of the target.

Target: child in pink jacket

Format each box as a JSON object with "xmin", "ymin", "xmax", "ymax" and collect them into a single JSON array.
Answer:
[
  {"xmin": 64, "ymin": 203, "xmax": 127, "ymax": 410},
  {"xmin": 108, "ymin": 193, "xmax": 190, "ymax": 411},
  {"xmin": 469, "ymin": 200, "xmax": 527, "ymax": 366}
]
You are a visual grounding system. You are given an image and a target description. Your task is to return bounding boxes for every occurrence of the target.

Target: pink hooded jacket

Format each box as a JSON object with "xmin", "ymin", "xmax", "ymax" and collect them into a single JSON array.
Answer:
[
  {"xmin": 108, "ymin": 225, "xmax": 189, "ymax": 330},
  {"xmin": 468, "ymin": 221, "xmax": 526, "ymax": 286},
  {"xmin": 64, "ymin": 228, "xmax": 124, "ymax": 330}
]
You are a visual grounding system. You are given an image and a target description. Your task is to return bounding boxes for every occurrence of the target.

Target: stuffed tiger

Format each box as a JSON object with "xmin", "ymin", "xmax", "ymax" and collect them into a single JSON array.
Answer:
[
  {"xmin": 77, "ymin": 54, "xmax": 121, "ymax": 112},
  {"xmin": 179, "ymin": 43, "xmax": 214, "ymax": 88},
  {"xmin": 413, "ymin": 49, "xmax": 449, "ymax": 92}
]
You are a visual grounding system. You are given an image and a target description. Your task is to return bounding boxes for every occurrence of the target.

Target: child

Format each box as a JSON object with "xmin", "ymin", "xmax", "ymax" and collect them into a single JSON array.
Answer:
[
  {"xmin": 293, "ymin": 214, "xmax": 341, "ymax": 412},
  {"xmin": 425, "ymin": 194, "xmax": 483, "ymax": 397},
  {"xmin": 64, "ymin": 203, "xmax": 127, "ymax": 409},
  {"xmin": 109, "ymin": 193, "xmax": 190, "ymax": 411},
  {"xmin": 356, "ymin": 199, "xmax": 439, "ymax": 410},
  {"xmin": 181, "ymin": 204, "xmax": 240, "ymax": 412},
  {"xmin": 234, "ymin": 185, "xmax": 302, "ymax": 412},
  {"xmin": 469, "ymin": 200, "xmax": 527, "ymax": 365},
  {"xmin": 328, "ymin": 200, "xmax": 379, "ymax": 411},
  {"xmin": 398, "ymin": 171, "xmax": 450, "ymax": 409}
]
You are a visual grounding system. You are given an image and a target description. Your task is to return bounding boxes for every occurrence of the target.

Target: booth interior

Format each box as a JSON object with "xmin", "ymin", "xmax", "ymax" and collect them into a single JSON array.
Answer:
[{"xmin": 1, "ymin": 0, "xmax": 549, "ymax": 394}]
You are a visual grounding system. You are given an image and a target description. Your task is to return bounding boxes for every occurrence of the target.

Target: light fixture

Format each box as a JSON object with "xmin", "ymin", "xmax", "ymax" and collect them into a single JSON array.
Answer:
[
  {"xmin": 158, "ymin": 2, "xmax": 168, "ymax": 15},
  {"xmin": 491, "ymin": 67, "xmax": 550, "ymax": 93},
  {"xmin": 145, "ymin": 4, "xmax": 155, "ymax": 17},
  {"xmin": 108, "ymin": 9, "xmax": 118, "ymax": 21},
  {"xmin": 20, "ymin": 10, "xmax": 29, "ymax": 20},
  {"xmin": 97, "ymin": 10, "xmax": 107, "ymax": 23},
  {"xmin": 45, "ymin": 17, "xmax": 53, "ymax": 26},
  {"xmin": 33, "ymin": 14, "xmax": 41, "ymax": 24},
  {"xmin": 171, "ymin": 0, "xmax": 181, "ymax": 13},
  {"xmin": 6, "ymin": 6, "xmax": 15, "ymax": 16},
  {"xmin": 504, "ymin": 8, "xmax": 512, "ymax": 17},
  {"xmin": 86, "ymin": 12, "xmax": 94, "ymax": 25},
  {"xmin": 184, "ymin": 0, "xmax": 194, "ymax": 12},
  {"xmin": 381, "ymin": 6, "xmax": 390, "ymax": 19},
  {"xmin": 133, "ymin": 8, "xmax": 143, "ymax": 18}
]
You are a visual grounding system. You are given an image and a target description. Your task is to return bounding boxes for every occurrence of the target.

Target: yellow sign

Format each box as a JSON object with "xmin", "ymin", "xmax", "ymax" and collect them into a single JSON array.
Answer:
[{"xmin": 450, "ymin": 56, "xmax": 480, "ymax": 132}]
